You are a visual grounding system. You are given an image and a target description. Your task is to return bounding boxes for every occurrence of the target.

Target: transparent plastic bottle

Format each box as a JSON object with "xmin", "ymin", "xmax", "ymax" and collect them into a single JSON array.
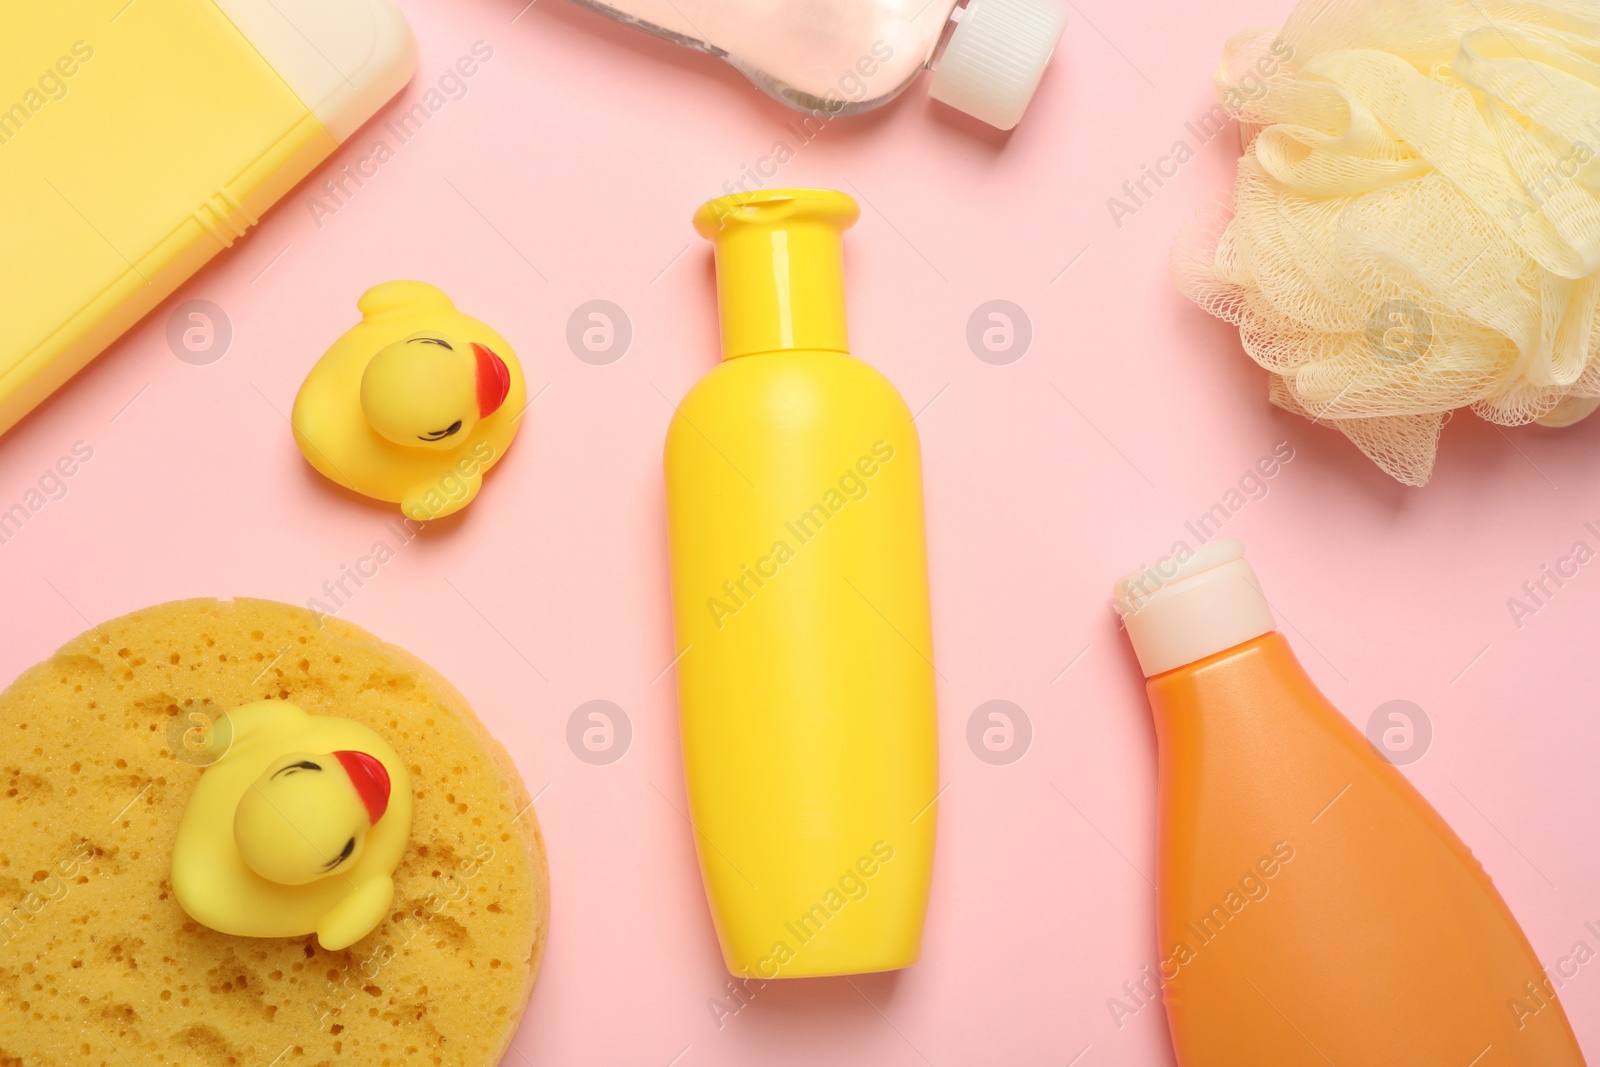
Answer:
[{"xmin": 567, "ymin": 0, "xmax": 1066, "ymax": 129}]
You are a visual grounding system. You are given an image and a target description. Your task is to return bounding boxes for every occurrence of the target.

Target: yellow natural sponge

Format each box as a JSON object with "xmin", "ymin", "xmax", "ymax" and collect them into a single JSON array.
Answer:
[{"xmin": 0, "ymin": 599, "xmax": 548, "ymax": 1067}]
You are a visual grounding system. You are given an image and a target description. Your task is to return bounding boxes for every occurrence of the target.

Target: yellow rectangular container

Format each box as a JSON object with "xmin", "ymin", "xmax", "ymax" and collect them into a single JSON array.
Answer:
[{"xmin": 0, "ymin": 0, "xmax": 414, "ymax": 435}]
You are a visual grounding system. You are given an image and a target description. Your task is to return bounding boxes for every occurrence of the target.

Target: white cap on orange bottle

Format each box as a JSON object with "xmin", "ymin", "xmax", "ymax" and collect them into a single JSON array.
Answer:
[{"xmin": 1112, "ymin": 539, "xmax": 1276, "ymax": 677}]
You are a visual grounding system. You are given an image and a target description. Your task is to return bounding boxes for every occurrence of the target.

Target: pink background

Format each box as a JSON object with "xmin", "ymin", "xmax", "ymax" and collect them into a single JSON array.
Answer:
[{"xmin": 5, "ymin": 0, "xmax": 1600, "ymax": 1062}]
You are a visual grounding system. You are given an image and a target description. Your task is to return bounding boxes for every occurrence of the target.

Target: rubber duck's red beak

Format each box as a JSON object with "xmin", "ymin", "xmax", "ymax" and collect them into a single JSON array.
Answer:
[
  {"xmin": 473, "ymin": 343, "xmax": 511, "ymax": 418},
  {"xmin": 334, "ymin": 750, "xmax": 391, "ymax": 826}
]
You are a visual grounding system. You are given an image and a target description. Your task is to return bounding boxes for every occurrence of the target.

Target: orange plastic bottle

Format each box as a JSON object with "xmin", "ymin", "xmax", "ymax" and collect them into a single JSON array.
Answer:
[{"xmin": 1113, "ymin": 540, "xmax": 1586, "ymax": 1066}]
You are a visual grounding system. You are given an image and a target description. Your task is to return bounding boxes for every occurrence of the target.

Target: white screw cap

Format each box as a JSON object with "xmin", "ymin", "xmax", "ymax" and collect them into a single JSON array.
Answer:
[
  {"xmin": 1113, "ymin": 539, "xmax": 1276, "ymax": 678},
  {"xmin": 928, "ymin": 0, "xmax": 1067, "ymax": 130}
]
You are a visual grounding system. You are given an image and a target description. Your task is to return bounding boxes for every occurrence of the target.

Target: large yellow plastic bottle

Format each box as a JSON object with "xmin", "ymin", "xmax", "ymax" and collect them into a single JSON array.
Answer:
[{"xmin": 664, "ymin": 189, "xmax": 938, "ymax": 979}]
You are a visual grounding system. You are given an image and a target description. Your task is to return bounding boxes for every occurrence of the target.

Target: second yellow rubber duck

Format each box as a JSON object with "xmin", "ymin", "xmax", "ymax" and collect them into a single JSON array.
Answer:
[
  {"xmin": 171, "ymin": 701, "xmax": 412, "ymax": 951},
  {"xmin": 292, "ymin": 281, "xmax": 527, "ymax": 520}
]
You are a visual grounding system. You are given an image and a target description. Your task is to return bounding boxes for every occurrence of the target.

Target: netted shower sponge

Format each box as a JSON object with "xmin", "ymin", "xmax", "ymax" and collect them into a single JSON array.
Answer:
[{"xmin": 1173, "ymin": 0, "xmax": 1600, "ymax": 486}]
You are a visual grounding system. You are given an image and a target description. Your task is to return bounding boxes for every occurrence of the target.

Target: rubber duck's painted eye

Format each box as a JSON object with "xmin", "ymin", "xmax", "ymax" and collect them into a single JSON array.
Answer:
[
  {"xmin": 324, "ymin": 836, "xmax": 357, "ymax": 871},
  {"xmin": 418, "ymin": 420, "xmax": 463, "ymax": 442},
  {"xmin": 409, "ymin": 337, "xmax": 454, "ymax": 351},
  {"xmin": 272, "ymin": 759, "xmax": 322, "ymax": 777}
]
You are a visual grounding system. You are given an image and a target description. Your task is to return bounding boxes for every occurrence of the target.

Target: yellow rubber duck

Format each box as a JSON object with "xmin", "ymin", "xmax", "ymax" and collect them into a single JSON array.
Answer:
[
  {"xmin": 171, "ymin": 701, "xmax": 413, "ymax": 951},
  {"xmin": 292, "ymin": 281, "xmax": 527, "ymax": 520}
]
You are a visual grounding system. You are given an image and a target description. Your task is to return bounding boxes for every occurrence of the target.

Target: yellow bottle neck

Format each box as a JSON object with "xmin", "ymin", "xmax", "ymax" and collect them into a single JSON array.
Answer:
[{"xmin": 694, "ymin": 189, "xmax": 860, "ymax": 360}]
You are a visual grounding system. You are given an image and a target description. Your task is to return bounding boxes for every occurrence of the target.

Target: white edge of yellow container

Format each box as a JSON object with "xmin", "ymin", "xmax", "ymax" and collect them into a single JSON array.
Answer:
[{"xmin": 216, "ymin": 0, "xmax": 418, "ymax": 144}]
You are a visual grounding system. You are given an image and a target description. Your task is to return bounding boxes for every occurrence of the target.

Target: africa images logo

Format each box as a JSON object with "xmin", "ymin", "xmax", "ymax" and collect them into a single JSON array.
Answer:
[
  {"xmin": 0, "ymin": 40, "xmax": 95, "ymax": 148},
  {"xmin": 705, "ymin": 441, "xmax": 896, "ymax": 629}
]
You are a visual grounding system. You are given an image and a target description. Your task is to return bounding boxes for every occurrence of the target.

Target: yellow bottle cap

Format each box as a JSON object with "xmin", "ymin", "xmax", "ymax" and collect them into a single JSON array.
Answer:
[{"xmin": 693, "ymin": 188, "xmax": 860, "ymax": 360}]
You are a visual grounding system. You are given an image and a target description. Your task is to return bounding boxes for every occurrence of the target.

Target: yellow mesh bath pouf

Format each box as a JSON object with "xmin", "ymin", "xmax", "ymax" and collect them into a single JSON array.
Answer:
[{"xmin": 1173, "ymin": 0, "xmax": 1600, "ymax": 486}]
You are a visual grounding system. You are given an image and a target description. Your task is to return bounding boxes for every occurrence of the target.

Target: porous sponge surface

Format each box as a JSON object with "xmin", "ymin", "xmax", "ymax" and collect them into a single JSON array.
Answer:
[{"xmin": 0, "ymin": 599, "xmax": 548, "ymax": 1067}]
